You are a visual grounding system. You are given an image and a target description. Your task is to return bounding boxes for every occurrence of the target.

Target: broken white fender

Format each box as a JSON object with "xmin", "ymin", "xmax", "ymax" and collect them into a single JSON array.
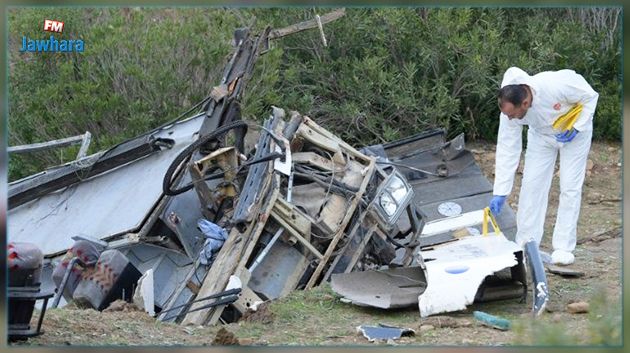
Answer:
[
  {"xmin": 418, "ymin": 233, "xmax": 521, "ymax": 317},
  {"xmin": 133, "ymin": 269, "xmax": 155, "ymax": 316}
]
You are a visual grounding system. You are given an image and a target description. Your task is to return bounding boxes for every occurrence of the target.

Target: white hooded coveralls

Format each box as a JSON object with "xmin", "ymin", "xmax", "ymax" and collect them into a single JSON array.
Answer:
[{"xmin": 494, "ymin": 67, "xmax": 598, "ymax": 252}]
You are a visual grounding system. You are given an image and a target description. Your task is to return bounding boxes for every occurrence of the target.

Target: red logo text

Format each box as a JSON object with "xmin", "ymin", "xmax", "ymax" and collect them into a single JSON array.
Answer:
[{"xmin": 43, "ymin": 20, "xmax": 64, "ymax": 33}]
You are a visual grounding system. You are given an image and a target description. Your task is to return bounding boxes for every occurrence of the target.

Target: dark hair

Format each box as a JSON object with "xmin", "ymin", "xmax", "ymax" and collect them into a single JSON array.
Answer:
[{"xmin": 498, "ymin": 84, "xmax": 528, "ymax": 106}]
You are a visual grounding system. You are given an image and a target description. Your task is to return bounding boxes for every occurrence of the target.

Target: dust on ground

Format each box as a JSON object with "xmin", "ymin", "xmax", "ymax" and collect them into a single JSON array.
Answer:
[{"xmin": 12, "ymin": 141, "xmax": 622, "ymax": 347}]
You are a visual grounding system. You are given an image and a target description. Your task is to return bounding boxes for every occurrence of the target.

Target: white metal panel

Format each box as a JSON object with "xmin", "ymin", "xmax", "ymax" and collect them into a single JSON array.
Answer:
[
  {"xmin": 8, "ymin": 115, "xmax": 204, "ymax": 256},
  {"xmin": 421, "ymin": 209, "xmax": 485, "ymax": 236},
  {"xmin": 417, "ymin": 233, "xmax": 521, "ymax": 317}
]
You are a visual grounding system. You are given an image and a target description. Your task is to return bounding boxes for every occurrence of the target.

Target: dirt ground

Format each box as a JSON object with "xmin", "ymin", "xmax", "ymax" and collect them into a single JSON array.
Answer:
[{"xmin": 11, "ymin": 141, "xmax": 622, "ymax": 347}]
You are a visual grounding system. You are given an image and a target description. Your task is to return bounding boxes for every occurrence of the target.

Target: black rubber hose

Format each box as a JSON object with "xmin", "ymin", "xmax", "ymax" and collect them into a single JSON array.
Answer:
[{"xmin": 162, "ymin": 120, "xmax": 248, "ymax": 196}]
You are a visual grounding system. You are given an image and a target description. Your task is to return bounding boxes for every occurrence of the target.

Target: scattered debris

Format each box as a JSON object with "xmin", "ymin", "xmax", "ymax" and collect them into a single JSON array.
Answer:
[
  {"xmin": 545, "ymin": 264, "xmax": 585, "ymax": 277},
  {"xmin": 197, "ymin": 219, "xmax": 229, "ymax": 266},
  {"xmin": 576, "ymin": 227, "xmax": 621, "ymax": 245},
  {"xmin": 7, "ymin": 242, "xmax": 54, "ymax": 341},
  {"xmin": 132, "ymin": 269, "xmax": 156, "ymax": 316},
  {"xmin": 567, "ymin": 301, "xmax": 590, "ymax": 314},
  {"xmin": 52, "ymin": 240, "xmax": 103, "ymax": 307},
  {"xmin": 587, "ymin": 198, "xmax": 621, "ymax": 205},
  {"xmin": 7, "ymin": 9, "xmax": 550, "ymax": 338},
  {"xmin": 331, "ymin": 267, "xmax": 426, "ymax": 309},
  {"xmin": 72, "ymin": 249, "xmax": 142, "ymax": 311},
  {"xmin": 356, "ymin": 324, "xmax": 415, "ymax": 342},
  {"xmin": 473, "ymin": 311, "xmax": 511, "ymax": 331}
]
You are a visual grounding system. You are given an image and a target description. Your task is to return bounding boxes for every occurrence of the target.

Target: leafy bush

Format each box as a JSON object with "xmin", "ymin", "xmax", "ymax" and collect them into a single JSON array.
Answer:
[
  {"xmin": 8, "ymin": 7, "xmax": 243, "ymax": 179},
  {"xmin": 248, "ymin": 8, "xmax": 621, "ymax": 144},
  {"xmin": 8, "ymin": 7, "xmax": 621, "ymax": 180}
]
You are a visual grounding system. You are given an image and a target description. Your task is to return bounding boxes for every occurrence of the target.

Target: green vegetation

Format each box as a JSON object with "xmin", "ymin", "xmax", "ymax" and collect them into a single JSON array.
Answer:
[{"xmin": 8, "ymin": 7, "xmax": 621, "ymax": 180}]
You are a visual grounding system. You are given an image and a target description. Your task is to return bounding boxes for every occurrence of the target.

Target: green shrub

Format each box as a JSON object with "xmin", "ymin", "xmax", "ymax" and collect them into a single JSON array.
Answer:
[{"xmin": 8, "ymin": 7, "xmax": 242, "ymax": 179}]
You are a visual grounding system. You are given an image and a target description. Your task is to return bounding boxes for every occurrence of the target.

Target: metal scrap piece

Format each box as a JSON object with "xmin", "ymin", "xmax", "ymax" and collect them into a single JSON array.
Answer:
[
  {"xmin": 331, "ymin": 267, "xmax": 426, "ymax": 309},
  {"xmin": 356, "ymin": 324, "xmax": 415, "ymax": 342},
  {"xmin": 545, "ymin": 264, "xmax": 584, "ymax": 277},
  {"xmin": 524, "ymin": 240, "xmax": 549, "ymax": 316}
]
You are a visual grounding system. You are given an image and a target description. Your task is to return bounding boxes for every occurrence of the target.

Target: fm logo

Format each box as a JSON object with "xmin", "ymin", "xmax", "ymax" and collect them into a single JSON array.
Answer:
[{"xmin": 43, "ymin": 19, "xmax": 64, "ymax": 33}]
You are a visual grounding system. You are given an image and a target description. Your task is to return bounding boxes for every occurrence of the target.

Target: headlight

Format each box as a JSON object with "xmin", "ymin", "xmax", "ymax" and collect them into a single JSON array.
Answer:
[
  {"xmin": 379, "ymin": 193, "xmax": 397, "ymax": 217},
  {"xmin": 375, "ymin": 172, "xmax": 413, "ymax": 224},
  {"xmin": 388, "ymin": 176, "xmax": 408, "ymax": 201}
]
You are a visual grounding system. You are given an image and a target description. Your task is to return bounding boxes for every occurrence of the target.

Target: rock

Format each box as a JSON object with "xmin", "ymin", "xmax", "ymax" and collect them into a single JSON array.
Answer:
[
  {"xmin": 212, "ymin": 327, "xmax": 240, "ymax": 345},
  {"xmin": 103, "ymin": 299, "xmax": 140, "ymax": 312},
  {"xmin": 421, "ymin": 316, "xmax": 470, "ymax": 328},
  {"xmin": 419, "ymin": 324, "xmax": 435, "ymax": 332},
  {"xmin": 545, "ymin": 264, "xmax": 585, "ymax": 277},
  {"xmin": 586, "ymin": 159, "xmax": 594, "ymax": 171},
  {"xmin": 549, "ymin": 300, "xmax": 568, "ymax": 313},
  {"xmin": 587, "ymin": 192, "xmax": 602, "ymax": 203},
  {"xmin": 458, "ymin": 319, "xmax": 473, "ymax": 327},
  {"xmin": 594, "ymin": 257, "xmax": 605, "ymax": 263},
  {"xmin": 103, "ymin": 299, "xmax": 126, "ymax": 312},
  {"xmin": 239, "ymin": 338, "xmax": 255, "ymax": 345},
  {"xmin": 567, "ymin": 301, "xmax": 589, "ymax": 314},
  {"xmin": 551, "ymin": 313, "xmax": 563, "ymax": 323}
]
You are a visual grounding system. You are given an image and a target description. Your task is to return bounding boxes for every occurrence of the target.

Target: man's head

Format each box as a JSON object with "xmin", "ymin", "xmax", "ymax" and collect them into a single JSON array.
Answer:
[{"xmin": 498, "ymin": 84, "xmax": 532, "ymax": 120}]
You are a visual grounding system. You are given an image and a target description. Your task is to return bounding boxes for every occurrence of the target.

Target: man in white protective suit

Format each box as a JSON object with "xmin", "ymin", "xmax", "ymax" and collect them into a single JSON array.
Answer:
[{"xmin": 489, "ymin": 67, "xmax": 598, "ymax": 266}]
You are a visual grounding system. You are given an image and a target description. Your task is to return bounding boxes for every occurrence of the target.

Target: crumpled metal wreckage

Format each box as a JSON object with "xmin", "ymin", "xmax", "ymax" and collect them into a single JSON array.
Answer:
[
  {"xmin": 8, "ymin": 105, "xmax": 548, "ymax": 324},
  {"xmin": 7, "ymin": 17, "xmax": 548, "ymax": 329}
]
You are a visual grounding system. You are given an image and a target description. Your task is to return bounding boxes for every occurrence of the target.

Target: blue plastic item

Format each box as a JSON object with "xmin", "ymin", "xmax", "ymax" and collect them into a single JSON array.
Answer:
[{"xmin": 473, "ymin": 311, "xmax": 511, "ymax": 331}]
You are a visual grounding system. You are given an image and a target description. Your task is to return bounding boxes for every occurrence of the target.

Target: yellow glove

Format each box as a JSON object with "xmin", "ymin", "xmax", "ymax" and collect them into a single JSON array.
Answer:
[{"xmin": 552, "ymin": 103, "xmax": 583, "ymax": 132}]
